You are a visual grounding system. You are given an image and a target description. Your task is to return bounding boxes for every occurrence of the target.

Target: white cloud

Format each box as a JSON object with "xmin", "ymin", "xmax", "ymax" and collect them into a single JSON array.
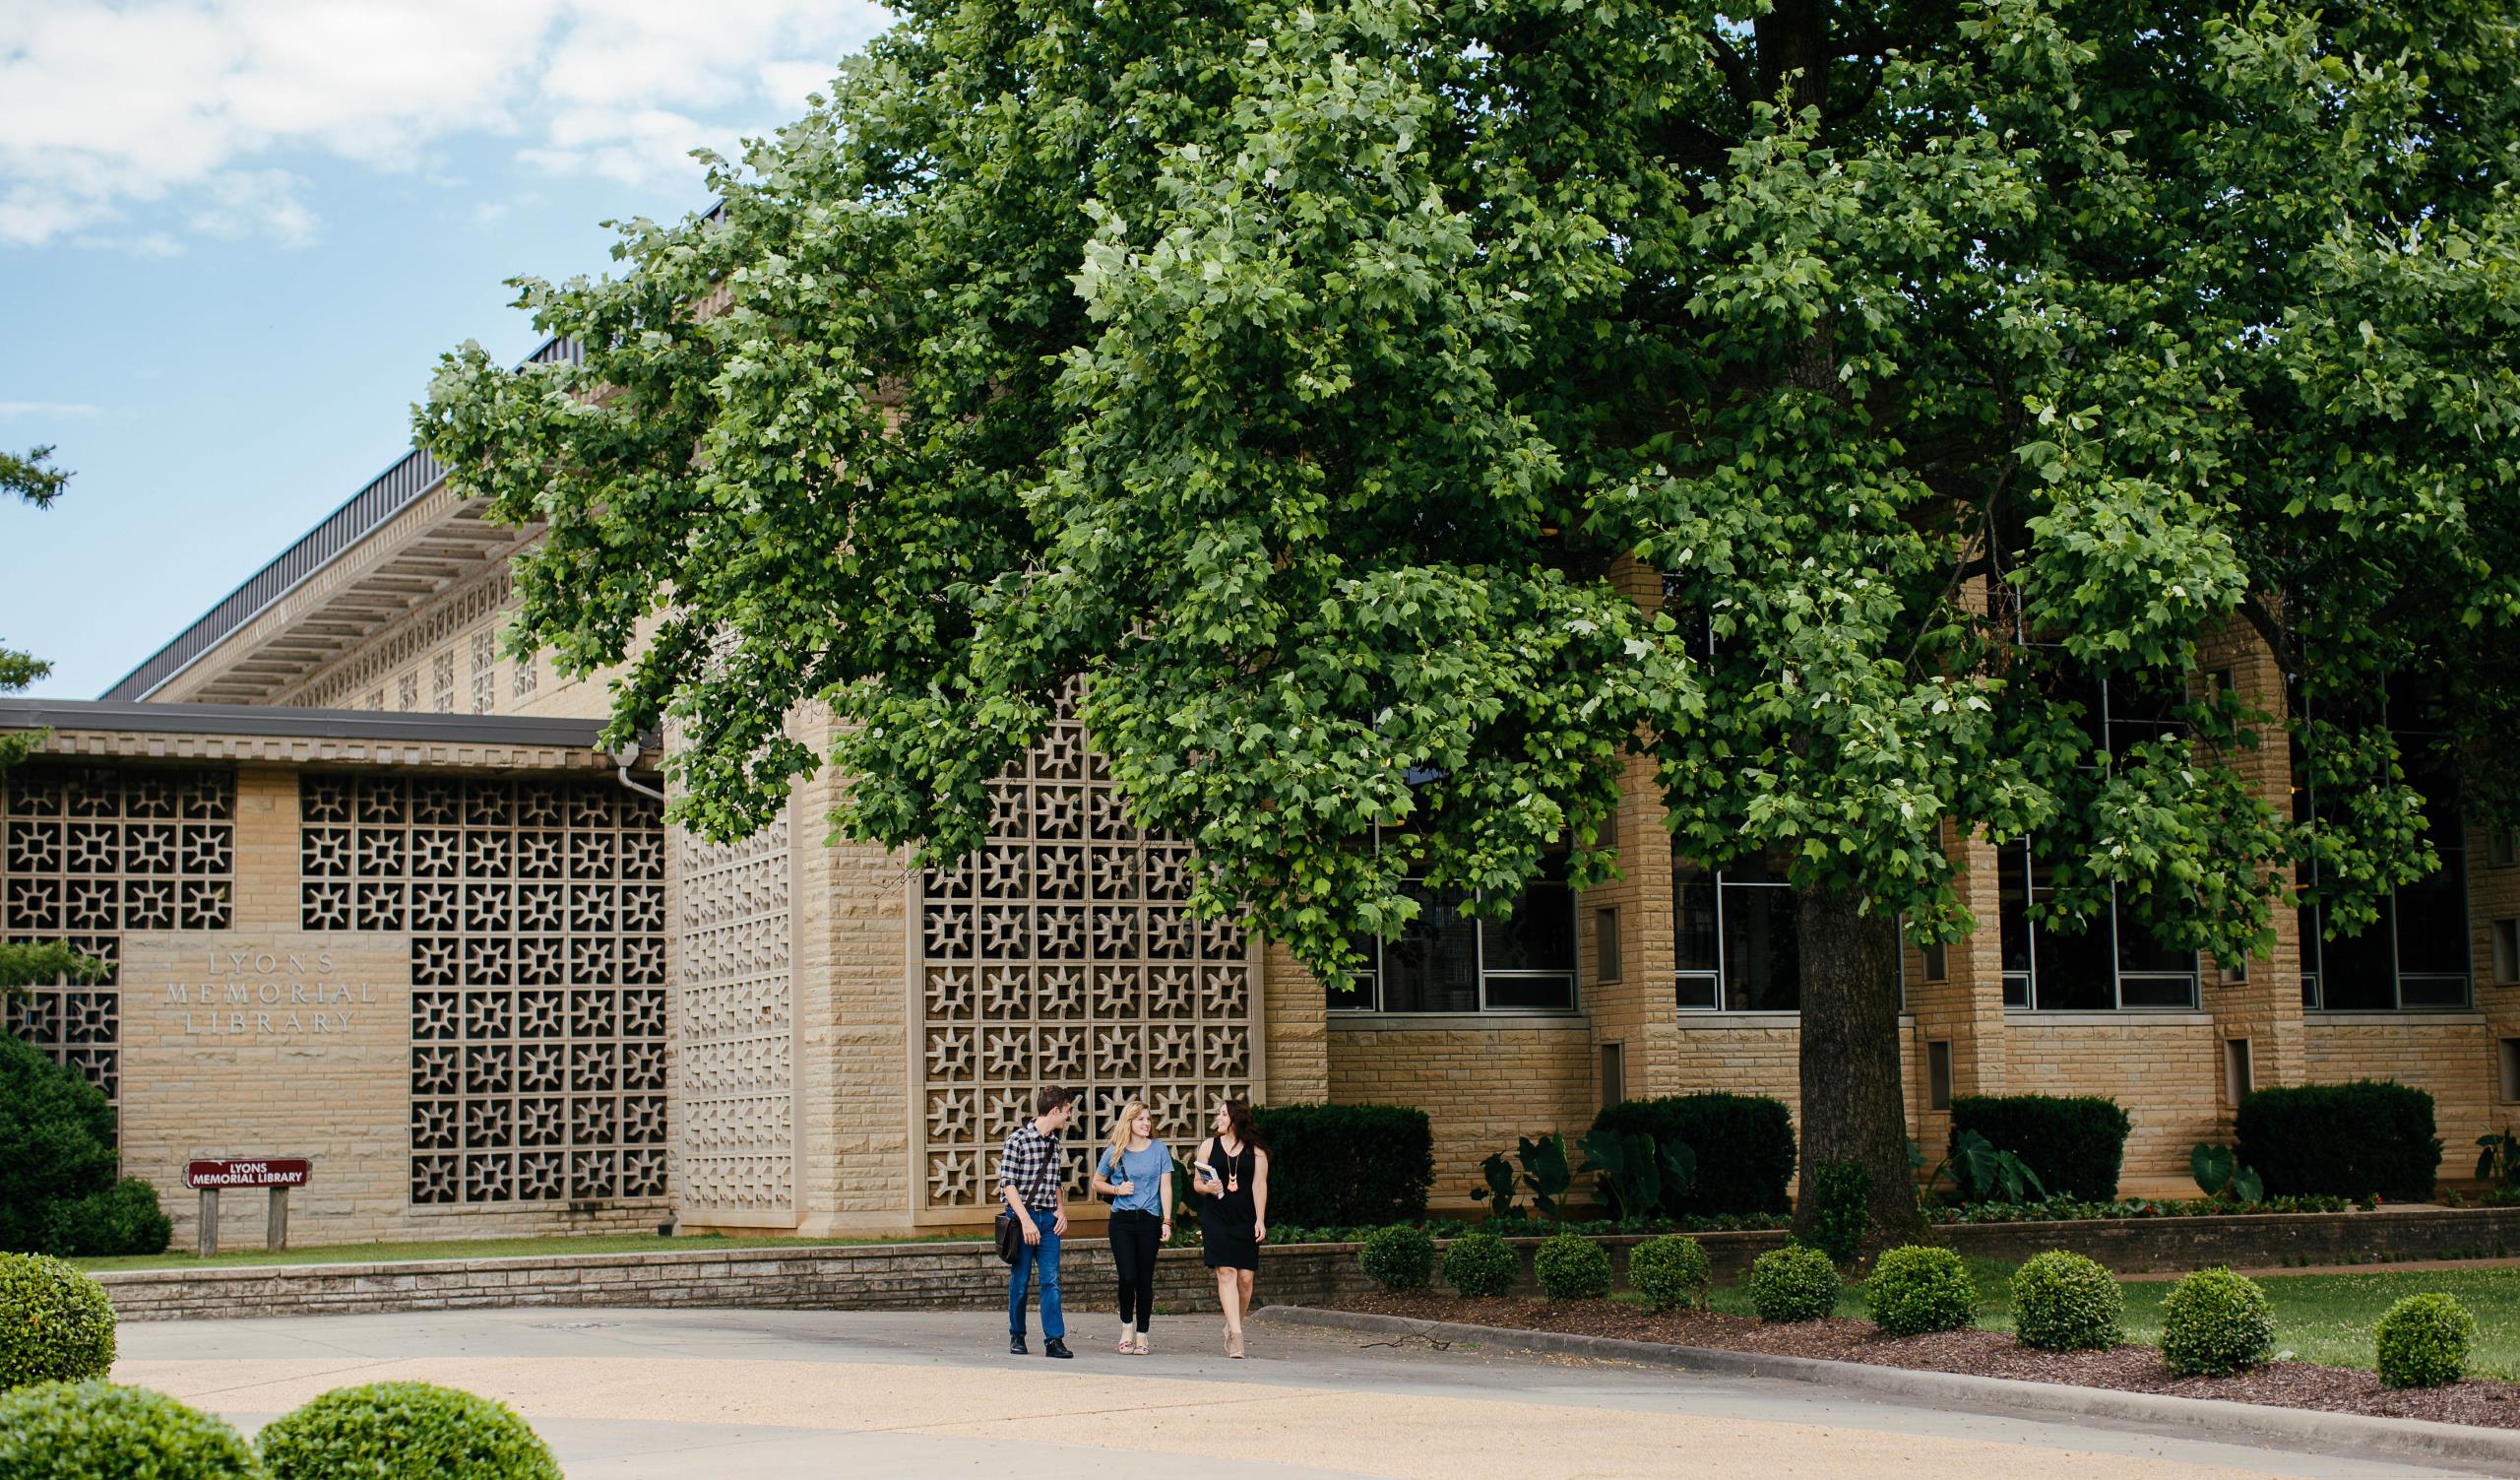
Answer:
[
  {"xmin": 69, "ymin": 231, "xmax": 186, "ymax": 258},
  {"xmin": 0, "ymin": 0, "xmax": 892, "ymax": 248},
  {"xmin": 758, "ymin": 61, "xmax": 838, "ymax": 111},
  {"xmin": 0, "ymin": 402, "xmax": 104, "ymax": 418},
  {"xmin": 185, "ymin": 168, "xmax": 320, "ymax": 246},
  {"xmin": 515, "ymin": 104, "xmax": 737, "ymax": 188}
]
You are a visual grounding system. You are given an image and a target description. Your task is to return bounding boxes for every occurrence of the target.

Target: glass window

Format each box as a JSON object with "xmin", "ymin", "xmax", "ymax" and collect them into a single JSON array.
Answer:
[
  {"xmin": 1720, "ymin": 882, "xmax": 1800, "ymax": 1011},
  {"xmin": 1380, "ymin": 884, "xmax": 1480, "ymax": 1013},
  {"xmin": 1674, "ymin": 865, "xmax": 1720, "ymax": 972},
  {"xmin": 1996, "ymin": 839, "xmax": 2199, "ymax": 1011},
  {"xmin": 1670, "ymin": 842, "xmax": 1801, "ymax": 1012},
  {"xmin": 1995, "ymin": 660, "xmax": 2202, "ymax": 1012},
  {"xmin": 1481, "ymin": 855, "xmax": 1575, "ymax": 973},
  {"xmin": 2297, "ymin": 682, "xmax": 2473, "ymax": 1012},
  {"xmin": 2105, "ymin": 671, "xmax": 2187, "ymax": 755},
  {"xmin": 1331, "ymin": 852, "xmax": 1577, "ymax": 1014}
]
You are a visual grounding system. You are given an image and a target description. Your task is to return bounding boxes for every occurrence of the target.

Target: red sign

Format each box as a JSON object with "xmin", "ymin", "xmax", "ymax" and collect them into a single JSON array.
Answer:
[{"xmin": 185, "ymin": 1159, "xmax": 310, "ymax": 1190}]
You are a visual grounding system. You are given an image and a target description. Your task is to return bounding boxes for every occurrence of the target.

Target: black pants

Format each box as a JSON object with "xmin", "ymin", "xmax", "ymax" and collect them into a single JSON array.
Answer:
[{"xmin": 1109, "ymin": 1208, "xmax": 1163, "ymax": 1329}]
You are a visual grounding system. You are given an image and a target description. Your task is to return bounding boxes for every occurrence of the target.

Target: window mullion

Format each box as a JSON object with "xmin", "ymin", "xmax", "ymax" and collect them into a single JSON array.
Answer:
[
  {"xmin": 1713, "ymin": 872, "xmax": 1730, "ymax": 1011},
  {"xmin": 2025, "ymin": 841, "xmax": 2041, "ymax": 1011}
]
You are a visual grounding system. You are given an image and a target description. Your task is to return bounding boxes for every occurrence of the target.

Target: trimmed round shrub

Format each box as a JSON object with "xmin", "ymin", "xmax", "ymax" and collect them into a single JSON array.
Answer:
[
  {"xmin": 2374, "ymin": 1294, "xmax": 2476, "ymax": 1389},
  {"xmin": 0, "ymin": 1253, "xmax": 117, "ymax": 1390},
  {"xmin": 1746, "ymin": 1244, "xmax": 1841, "ymax": 1323},
  {"xmin": 258, "ymin": 1382, "xmax": 559, "ymax": 1480},
  {"xmin": 1533, "ymin": 1232, "xmax": 1611, "ymax": 1301},
  {"xmin": 1441, "ymin": 1230, "xmax": 1518, "ymax": 1298},
  {"xmin": 1591, "ymin": 1093, "xmax": 1796, "ymax": 1218},
  {"xmin": 0, "ymin": 1381, "xmax": 261, "ymax": 1478},
  {"xmin": 1626, "ymin": 1235, "xmax": 1712, "ymax": 1314},
  {"xmin": 41, "ymin": 1177, "xmax": 174, "ymax": 1258},
  {"xmin": 1359, "ymin": 1224, "xmax": 1435, "ymax": 1293},
  {"xmin": 2159, "ymin": 1267, "xmax": 2276, "ymax": 1377},
  {"xmin": 2010, "ymin": 1250, "xmax": 2123, "ymax": 1351},
  {"xmin": 1864, "ymin": 1245, "xmax": 1977, "ymax": 1337}
]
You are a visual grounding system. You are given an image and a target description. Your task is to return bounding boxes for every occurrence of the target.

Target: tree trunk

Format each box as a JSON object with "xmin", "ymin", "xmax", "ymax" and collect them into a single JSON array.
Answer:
[{"xmin": 1792, "ymin": 886, "xmax": 1926, "ymax": 1246}]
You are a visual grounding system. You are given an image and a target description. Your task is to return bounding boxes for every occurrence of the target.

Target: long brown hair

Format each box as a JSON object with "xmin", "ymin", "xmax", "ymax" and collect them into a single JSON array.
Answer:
[
  {"xmin": 1216, "ymin": 1097, "xmax": 1266, "ymax": 1153},
  {"xmin": 1105, "ymin": 1099, "xmax": 1151, "ymax": 1163}
]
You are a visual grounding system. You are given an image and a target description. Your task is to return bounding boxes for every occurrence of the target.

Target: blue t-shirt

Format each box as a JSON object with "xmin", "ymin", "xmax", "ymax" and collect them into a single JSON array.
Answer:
[{"xmin": 1099, "ymin": 1140, "xmax": 1170, "ymax": 1216}]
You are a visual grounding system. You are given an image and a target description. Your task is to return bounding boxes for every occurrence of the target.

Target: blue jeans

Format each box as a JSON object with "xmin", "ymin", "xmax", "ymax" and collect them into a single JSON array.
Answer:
[{"xmin": 1008, "ymin": 1209, "xmax": 1063, "ymax": 1339}]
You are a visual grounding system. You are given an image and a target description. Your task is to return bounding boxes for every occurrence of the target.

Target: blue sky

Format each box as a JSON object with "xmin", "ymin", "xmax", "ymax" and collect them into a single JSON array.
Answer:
[{"xmin": 1, "ymin": 0, "xmax": 893, "ymax": 698}]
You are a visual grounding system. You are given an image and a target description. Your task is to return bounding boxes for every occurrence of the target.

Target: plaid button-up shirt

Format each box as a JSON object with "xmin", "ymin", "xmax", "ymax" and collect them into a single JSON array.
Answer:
[{"xmin": 999, "ymin": 1121, "xmax": 1064, "ymax": 1212}]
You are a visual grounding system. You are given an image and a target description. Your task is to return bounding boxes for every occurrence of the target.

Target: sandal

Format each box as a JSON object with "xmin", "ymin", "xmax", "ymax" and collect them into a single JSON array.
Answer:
[{"xmin": 1227, "ymin": 1332, "xmax": 1244, "ymax": 1359}]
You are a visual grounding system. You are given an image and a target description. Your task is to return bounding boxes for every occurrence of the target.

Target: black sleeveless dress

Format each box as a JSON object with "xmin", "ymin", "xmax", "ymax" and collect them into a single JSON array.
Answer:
[{"xmin": 1199, "ymin": 1136, "xmax": 1260, "ymax": 1270}]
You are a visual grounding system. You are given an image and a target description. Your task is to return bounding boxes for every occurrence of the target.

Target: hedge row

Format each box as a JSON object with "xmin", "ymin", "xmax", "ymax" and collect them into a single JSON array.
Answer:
[
  {"xmin": 1949, "ymin": 1095, "xmax": 2131, "ymax": 1201},
  {"xmin": 1589, "ymin": 1093, "xmax": 1796, "ymax": 1218},
  {"xmin": 1252, "ymin": 1104, "xmax": 1434, "ymax": 1227},
  {"xmin": 2237, "ymin": 1081, "xmax": 2442, "ymax": 1202}
]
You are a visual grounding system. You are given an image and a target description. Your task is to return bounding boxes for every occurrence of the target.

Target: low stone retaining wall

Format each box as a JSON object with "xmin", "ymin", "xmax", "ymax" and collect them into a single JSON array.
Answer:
[
  {"xmin": 98, "ymin": 1241, "xmax": 1349, "ymax": 1322},
  {"xmin": 1943, "ymin": 1205, "xmax": 2520, "ymax": 1272},
  {"xmin": 95, "ymin": 1206, "xmax": 2520, "ymax": 1322}
]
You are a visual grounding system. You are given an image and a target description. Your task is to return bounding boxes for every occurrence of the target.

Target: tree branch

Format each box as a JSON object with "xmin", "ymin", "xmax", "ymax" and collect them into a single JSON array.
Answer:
[{"xmin": 2236, "ymin": 594, "xmax": 2300, "ymax": 684}]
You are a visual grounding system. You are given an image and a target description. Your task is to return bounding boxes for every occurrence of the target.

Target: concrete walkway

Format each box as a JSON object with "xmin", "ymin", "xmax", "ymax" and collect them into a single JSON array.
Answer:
[{"xmin": 112, "ymin": 1307, "xmax": 2489, "ymax": 1479}]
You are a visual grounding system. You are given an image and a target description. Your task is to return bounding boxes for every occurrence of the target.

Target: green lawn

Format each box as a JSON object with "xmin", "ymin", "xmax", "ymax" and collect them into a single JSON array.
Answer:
[
  {"xmin": 1704, "ymin": 1258, "xmax": 2520, "ymax": 1381},
  {"xmin": 69, "ymin": 1230, "xmax": 974, "ymax": 1274}
]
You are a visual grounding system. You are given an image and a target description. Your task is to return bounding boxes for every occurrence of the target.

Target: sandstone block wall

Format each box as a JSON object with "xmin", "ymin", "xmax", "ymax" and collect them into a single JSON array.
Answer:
[
  {"xmin": 1327, "ymin": 1018, "xmax": 1594, "ymax": 1209},
  {"xmin": 113, "ymin": 765, "xmax": 664, "ymax": 1249}
]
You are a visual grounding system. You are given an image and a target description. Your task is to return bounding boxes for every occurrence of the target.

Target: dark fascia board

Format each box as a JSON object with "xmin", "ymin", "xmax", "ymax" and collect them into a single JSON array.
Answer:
[{"xmin": 0, "ymin": 698, "xmax": 609, "ymax": 751}]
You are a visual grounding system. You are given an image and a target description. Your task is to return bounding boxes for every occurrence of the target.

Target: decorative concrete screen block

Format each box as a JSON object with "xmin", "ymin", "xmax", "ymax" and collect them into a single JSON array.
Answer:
[
  {"xmin": 469, "ymin": 631, "xmax": 498, "ymax": 715},
  {"xmin": 917, "ymin": 694, "xmax": 1256, "ymax": 1211},
  {"xmin": 2, "ymin": 764, "xmax": 237, "ymax": 1112},
  {"xmin": 296, "ymin": 774, "xmax": 668, "ymax": 1207},
  {"xmin": 674, "ymin": 805, "xmax": 795, "ymax": 1218},
  {"xmin": 290, "ymin": 573, "xmax": 512, "ymax": 711}
]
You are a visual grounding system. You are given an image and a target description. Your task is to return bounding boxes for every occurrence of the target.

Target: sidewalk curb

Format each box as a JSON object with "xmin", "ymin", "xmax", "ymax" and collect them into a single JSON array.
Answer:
[{"xmin": 1253, "ymin": 1306, "xmax": 2520, "ymax": 1476}]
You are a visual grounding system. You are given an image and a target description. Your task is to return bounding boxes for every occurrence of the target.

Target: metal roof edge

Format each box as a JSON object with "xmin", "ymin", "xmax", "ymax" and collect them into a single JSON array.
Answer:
[
  {"xmin": 104, "ymin": 197, "xmax": 737, "ymax": 705},
  {"xmin": 1, "ymin": 697, "xmax": 608, "ymax": 748},
  {"xmin": 98, "ymin": 336, "xmax": 585, "ymax": 703}
]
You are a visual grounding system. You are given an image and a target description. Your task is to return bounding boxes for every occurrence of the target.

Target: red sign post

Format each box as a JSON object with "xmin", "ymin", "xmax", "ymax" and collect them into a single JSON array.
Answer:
[{"xmin": 184, "ymin": 1159, "xmax": 310, "ymax": 1256}]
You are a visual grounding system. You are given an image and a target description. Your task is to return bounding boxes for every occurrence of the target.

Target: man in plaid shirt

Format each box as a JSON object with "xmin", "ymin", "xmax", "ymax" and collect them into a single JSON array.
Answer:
[{"xmin": 1001, "ymin": 1085, "xmax": 1076, "ymax": 1357}]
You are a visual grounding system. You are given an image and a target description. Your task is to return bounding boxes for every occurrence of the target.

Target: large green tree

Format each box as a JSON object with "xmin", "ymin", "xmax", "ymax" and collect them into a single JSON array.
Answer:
[
  {"xmin": 421, "ymin": 0, "xmax": 2520, "ymax": 1239},
  {"xmin": 2, "ymin": 447, "xmax": 90, "ymax": 991}
]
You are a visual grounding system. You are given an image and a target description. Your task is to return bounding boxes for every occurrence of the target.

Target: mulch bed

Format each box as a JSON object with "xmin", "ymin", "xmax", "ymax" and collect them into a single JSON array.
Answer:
[{"xmin": 1330, "ymin": 1293, "xmax": 2520, "ymax": 1431}]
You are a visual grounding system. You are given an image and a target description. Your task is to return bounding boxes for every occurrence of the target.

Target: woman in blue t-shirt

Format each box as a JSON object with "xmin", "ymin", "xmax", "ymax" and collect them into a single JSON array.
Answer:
[{"xmin": 1091, "ymin": 1100, "xmax": 1174, "ymax": 1354}]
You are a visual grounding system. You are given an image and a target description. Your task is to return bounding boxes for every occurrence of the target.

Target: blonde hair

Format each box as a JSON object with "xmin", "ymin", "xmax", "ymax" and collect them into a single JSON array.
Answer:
[{"xmin": 1105, "ymin": 1099, "xmax": 1152, "ymax": 1164}]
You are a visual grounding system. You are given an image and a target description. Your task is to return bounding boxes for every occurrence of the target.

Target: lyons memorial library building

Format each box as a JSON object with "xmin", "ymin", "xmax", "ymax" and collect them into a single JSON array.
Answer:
[{"xmin": 7, "ymin": 367, "xmax": 2520, "ymax": 1250}]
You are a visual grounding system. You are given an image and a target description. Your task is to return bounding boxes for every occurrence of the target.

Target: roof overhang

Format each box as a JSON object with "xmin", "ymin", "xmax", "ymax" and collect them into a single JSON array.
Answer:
[
  {"xmin": 102, "ymin": 337, "xmax": 584, "ymax": 705},
  {"xmin": 1, "ymin": 698, "xmax": 620, "ymax": 772}
]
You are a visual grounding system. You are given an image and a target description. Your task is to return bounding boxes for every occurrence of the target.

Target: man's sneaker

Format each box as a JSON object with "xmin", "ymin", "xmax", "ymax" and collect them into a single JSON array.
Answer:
[
  {"xmin": 1043, "ymin": 1338, "xmax": 1074, "ymax": 1360},
  {"xmin": 1009, "ymin": 1335, "xmax": 1028, "ymax": 1356}
]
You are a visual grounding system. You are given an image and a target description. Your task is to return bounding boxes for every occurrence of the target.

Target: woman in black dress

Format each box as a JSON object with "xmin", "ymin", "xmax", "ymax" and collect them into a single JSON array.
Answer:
[{"xmin": 1192, "ymin": 1097, "xmax": 1269, "ymax": 1358}]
